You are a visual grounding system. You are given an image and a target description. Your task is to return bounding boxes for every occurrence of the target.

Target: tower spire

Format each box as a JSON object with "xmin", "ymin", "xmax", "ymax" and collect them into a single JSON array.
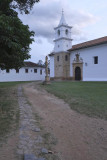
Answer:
[
  {"xmin": 58, "ymin": 9, "xmax": 67, "ymax": 26},
  {"xmin": 62, "ymin": 8, "xmax": 64, "ymax": 15}
]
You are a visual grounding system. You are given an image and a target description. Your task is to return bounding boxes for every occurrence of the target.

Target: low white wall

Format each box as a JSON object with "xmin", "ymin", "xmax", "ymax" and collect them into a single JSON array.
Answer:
[
  {"xmin": 70, "ymin": 43, "xmax": 107, "ymax": 81},
  {"xmin": 0, "ymin": 67, "xmax": 45, "ymax": 82}
]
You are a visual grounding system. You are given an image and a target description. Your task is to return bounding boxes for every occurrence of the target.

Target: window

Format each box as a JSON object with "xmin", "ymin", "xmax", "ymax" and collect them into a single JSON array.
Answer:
[
  {"xmin": 94, "ymin": 56, "xmax": 98, "ymax": 64},
  {"xmin": 25, "ymin": 69, "xmax": 28, "ymax": 73},
  {"xmin": 58, "ymin": 30, "xmax": 60, "ymax": 36},
  {"xmin": 57, "ymin": 56, "xmax": 59, "ymax": 61},
  {"xmin": 40, "ymin": 69, "xmax": 42, "ymax": 75},
  {"xmin": 6, "ymin": 69, "xmax": 10, "ymax": 73},
  {"xmin": 65, "ymin": 29, "xmax": 68, "ymax": 35},
  {"xmin": 65, "ymin": 55, "xmax": 68, "ymax": 61},
  {"xmin": 16, "ymin": 69, "xmax": 19, "ymax": 73},
  {"xmin": 34, "ymin": 69, "xmax": 37, "ymax": 73}
]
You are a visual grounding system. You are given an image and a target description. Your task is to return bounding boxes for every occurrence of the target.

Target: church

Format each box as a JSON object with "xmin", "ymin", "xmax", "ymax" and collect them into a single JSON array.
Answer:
[{"xmin": 49, "ymin": 11, "xmax": 107, "ymax": 81}]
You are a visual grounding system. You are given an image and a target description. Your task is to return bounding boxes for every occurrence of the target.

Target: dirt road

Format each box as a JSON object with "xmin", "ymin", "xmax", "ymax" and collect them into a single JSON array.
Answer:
[{"xmin": 23, "ymin": 82, "xmax": 107, "ymax": 160}]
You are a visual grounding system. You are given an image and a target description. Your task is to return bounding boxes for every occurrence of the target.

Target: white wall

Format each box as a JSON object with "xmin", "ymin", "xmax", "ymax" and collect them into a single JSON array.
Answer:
[
  {"xmin": 54, "ymin": 25, "xmax": 72, "ymax": 53},
  {"xmin": 54, "ymin": 39, "xmax": 72, "ymax": 52},
  {"xmin": 0, "ymin": 67, "xmax": 45, "ymax": 82},
  {"xmin": 50, "ymin": 56, "xmax": 54, "ymax": 78},
  {"xmin": 70, "ymin": 44, "xmax": 107, "ymax": 81}
]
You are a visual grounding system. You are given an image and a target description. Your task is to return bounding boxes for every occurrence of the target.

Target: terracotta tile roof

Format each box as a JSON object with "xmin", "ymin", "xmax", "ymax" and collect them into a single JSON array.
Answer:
[
  {"xmin": 24, "ymin": 61, "xmax": 45, "ymax": 68},
  {"xmin": 68, "ymin": 36, "xmax": 107, "ymax": 51}
]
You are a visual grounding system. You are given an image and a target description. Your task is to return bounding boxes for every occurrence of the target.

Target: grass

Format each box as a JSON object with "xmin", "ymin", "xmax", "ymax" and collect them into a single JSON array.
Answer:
[
  {"xmin": 0, "ymin": 81, "xmax": 29, "ymax": 88},
  {"xmin": 42, "ymin": 81, "xmax": 107, "ymax": 120},
  {"xmin": 0, "ymin": 81, "xmax": 30, "ymax": 144}
]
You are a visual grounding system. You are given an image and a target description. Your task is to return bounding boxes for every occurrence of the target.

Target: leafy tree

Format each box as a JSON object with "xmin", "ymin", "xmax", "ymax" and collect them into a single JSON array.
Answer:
[
  {"xmin": 11, "ymin": 0, "xmax": 39, "ymax": 14},
  {"xmin": 38, "ymin": 60, "xmax": 43, "ymax": 65},
  {"xmin": 0, "ymin": 0, "xmax": 39, "ymax": 14},
  {"xmin": 0, "ymin": 0, "xmax": 39, "ymax": 69}
]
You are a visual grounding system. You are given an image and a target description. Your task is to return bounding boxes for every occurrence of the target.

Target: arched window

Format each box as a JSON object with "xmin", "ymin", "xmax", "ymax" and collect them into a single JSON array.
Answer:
[
  {"xmin": 65, "ymin": 29, "xmax": 68, "ymax": 35},
  {"xmin": 57, "ymin": 56, "xmax": 59, "ymax": 61},
  {"xmin": 58, "ymin": 30, "xmax": 60, "ymax": 36}
]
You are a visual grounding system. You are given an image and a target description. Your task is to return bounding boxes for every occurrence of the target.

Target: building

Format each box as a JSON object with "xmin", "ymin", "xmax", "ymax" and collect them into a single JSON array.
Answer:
[
  {"xmin": 49, "ymin": 11, "xmax": 107, "ymax": 81},
  {"xmin": 0, "ymin": 61, "xmax": 45, "ymax": 82}
]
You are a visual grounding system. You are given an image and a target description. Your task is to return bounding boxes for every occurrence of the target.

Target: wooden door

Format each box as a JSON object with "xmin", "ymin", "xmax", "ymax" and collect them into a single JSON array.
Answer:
[{"xmin": 75, "ymin": 67, "xmax": 81, "ymax": 80}]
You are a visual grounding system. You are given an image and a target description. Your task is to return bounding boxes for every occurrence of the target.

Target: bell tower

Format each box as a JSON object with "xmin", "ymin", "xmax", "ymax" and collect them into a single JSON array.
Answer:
[
  {"xmin": 54, "ymin": 10, "xmax": 72, "ymax": 53},
  {"xmin": 49, "ymin": 10, "xmax": 72, "ymax": 80}
]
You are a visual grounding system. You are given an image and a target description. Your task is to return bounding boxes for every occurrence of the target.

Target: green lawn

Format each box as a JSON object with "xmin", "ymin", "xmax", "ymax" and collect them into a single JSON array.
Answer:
[
  {"xmin": 0, "ymin": 81, "xmax": 28, "ymax": 88},
  {"xmin": 42, "ymin": 81, "xmax": 107, "ymax": 120}
]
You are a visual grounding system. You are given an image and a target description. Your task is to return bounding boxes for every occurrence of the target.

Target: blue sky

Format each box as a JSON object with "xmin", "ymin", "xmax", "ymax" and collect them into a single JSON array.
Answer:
[{"xmin": 19, "ymin": 0, "xmax": 107, "ymax": 63}]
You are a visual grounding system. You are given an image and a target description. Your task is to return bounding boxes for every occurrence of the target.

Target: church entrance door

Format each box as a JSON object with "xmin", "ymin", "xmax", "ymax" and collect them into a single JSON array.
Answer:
[{"xmin": 75, "ymin": 67, "xmax": 81, "ymax": 80}]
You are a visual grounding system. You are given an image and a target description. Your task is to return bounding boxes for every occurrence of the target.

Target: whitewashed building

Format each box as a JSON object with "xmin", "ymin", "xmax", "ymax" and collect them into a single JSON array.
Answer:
[
  {"xmin": 49, "ymin": 11, "xmax": 107, "ymax": 81},
  {"xmin": 0, "ymin": 61, "xmax": 45, "ymax": 82}
]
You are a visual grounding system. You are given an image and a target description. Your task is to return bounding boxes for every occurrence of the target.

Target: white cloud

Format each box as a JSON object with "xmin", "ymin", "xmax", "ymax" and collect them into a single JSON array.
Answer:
[
  {"xmin": 19, "ymin": 0, "xmax": 99, "ymax": 43},
  {"xmin": 68, "ymin": 10, "xmax": 98, "ymax": 27},
  {"xmin": 18, "ymin": 0, "xmax": 103, "ymax": 62}
]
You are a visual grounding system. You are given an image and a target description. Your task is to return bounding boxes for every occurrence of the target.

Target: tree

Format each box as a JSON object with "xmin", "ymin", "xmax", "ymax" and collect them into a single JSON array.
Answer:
[
  {"xmin": 0, "ymin": 0, "xmax": 39, "ymax": 69},
  {"xmin": 11, "ymin": 0, "xmax": 40, "ymax": 14},
  {"xmin": 38, "ymin": 60, "xmax": 43, "ymax": 65},
  {"xmin": 0, "ymin": 0, "xmax": 40, "ymax": 14}
]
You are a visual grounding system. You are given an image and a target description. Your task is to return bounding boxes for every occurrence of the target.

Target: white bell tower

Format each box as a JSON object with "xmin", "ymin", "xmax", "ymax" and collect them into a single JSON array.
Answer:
[{"xmin": 54, "ymin": 10, "xmax": 72, "ymax": 53}]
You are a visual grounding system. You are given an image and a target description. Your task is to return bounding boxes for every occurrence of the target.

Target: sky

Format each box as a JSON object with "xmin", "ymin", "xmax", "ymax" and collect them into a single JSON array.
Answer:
[{"xmin": 19, "ymin": 0, "xmax": 107, "ymax": 63}]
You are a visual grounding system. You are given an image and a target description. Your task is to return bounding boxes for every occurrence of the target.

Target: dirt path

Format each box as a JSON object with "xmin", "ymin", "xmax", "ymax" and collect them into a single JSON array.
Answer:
[
  {"xmin": 23, "ymin": 82, "xmax": 107, "ymax": 160},
  {"xmin": 0, "ymin": 134, "xmax": 19, "ymax": 160}
]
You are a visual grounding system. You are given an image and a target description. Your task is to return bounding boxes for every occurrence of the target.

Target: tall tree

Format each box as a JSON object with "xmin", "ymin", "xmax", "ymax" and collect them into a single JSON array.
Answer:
[
  {"xmin": 0, "ymin": 0, "xmax": 39, "ymax": 69},
  {"xmin": 11, "ymin": 0, "xmax": 39, "ymax": 14}
]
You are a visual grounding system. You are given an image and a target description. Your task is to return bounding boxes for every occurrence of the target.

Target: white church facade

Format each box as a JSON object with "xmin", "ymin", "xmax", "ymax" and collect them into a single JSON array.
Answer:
[
  {"xmin": 0, "ymin": 61, "xmax": 45, "ymax": 82},
  {"xmin": 49, "ymin": 11, "xmax": 107, "ymax": 81}
]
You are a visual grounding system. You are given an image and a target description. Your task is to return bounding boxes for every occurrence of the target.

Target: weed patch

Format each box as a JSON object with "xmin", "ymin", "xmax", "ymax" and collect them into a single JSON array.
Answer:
[{"xmin": 0, "ymin": 84, "xmax": 19, "ymax": 144}]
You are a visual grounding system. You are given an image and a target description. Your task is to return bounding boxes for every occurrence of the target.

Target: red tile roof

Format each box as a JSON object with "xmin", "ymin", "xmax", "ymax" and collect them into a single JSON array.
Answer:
[
  {"xmin": 24, "ymin": 62, "xmax": 45, "ymax": 68},
  {"xmin": 68, "ymin": 36, "xmax": 107, "ymax": 51}
]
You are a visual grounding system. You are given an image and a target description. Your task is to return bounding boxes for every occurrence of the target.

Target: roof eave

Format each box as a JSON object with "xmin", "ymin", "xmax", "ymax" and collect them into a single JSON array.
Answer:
[
  {"xmin": 54, "ymin": 37, "xmax": 73, "ymax": 42},
  {"xmin": 54, "ymin": 25, "xmax": 72, "ymax": 30},
  {"xmin": 68, "ymin": 41, "xmax": 107, "ymax": 52}
]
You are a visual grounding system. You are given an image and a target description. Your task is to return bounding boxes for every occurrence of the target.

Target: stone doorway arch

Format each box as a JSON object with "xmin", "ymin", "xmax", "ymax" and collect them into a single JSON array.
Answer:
[{"xmin": 72, "ymin": 53, "xmax": 83, "ymax": 81}]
